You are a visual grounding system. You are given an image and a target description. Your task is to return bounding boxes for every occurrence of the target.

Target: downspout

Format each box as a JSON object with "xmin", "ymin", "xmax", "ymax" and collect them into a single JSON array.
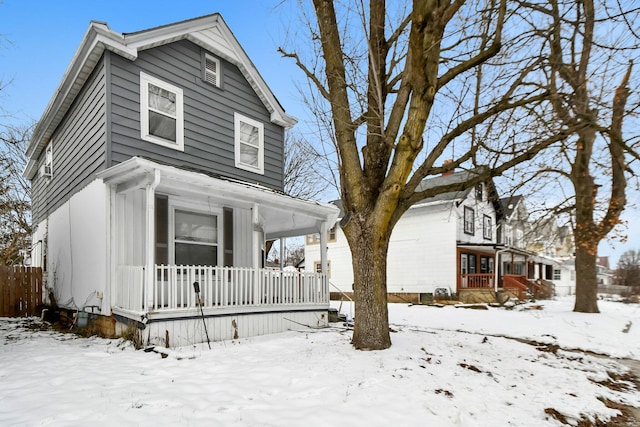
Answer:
[{"xmin": 144, "ymin": 170, "xmax": 161, "ymax": 312}]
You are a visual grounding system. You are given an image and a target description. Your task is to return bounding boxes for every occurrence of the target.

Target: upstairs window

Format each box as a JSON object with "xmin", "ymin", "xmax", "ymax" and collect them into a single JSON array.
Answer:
[
  {"xmin": 203, "ymin": 54, "xmax": 221, "ymax": 87},
  {"xmin": 41, "ymin": 143, "xmax": 53, "ymax": 179},
  {"xmin": 483, "ymin": 215, "xmax": 492, "ymax": 240},
  {"xmin": 234, "ymin": 113, "xmax": 264, "ymax": 174},
  {"xmin": 475, "ymin": 183, "xmax": 483, "ymax": 201},
  {"xmin": 464, "ymin": 206, "xmax": 475, "ymax": 235},
  {"xmin": 140, "ymin": 72, "xmax": 184, "ymax": 151}
]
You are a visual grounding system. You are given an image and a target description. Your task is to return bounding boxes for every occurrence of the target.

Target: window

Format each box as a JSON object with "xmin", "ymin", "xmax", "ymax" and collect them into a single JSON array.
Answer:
[
  {"xmin": 483, "ymin": 215, "xmax": 492, "ymax": 240},
  {"xmin": 460, "ymin": 253, "xmax": 468, "ymax": 274},
  {"xmin": 306, "ymin": 233, "xmax": 320, "ymax": 245},
  {"xmin": 234, "ymin": 113, "xmax": 264, "ymax": 174},
  {"xmin": 140, "ymin": 72, "xmax": 184, "ymax": 150},
  {"xmin": 504, "ymin": 224, "xmax": 513, "ymax": 246},
  {"xmin": 328, "ymin": 226, "xmax": 337, "ymax": 242},
  {"xmin": 174, "ymin": 210, "xmax": 219, "ymax": 266},
  {"xmin": 203, "ymin": 53, "xmax": 221, "ymax": 87},
  {"xmin": 306, "ymin": 225, "xmax": 337, "ymax": 245},
  {"xmin": 314, "ymin": 261, "xmax": 331, "ymax": 277},
  {"xmin": 475, "ymin": 183, "xmax": 483, "ymax": 201},
  {"xmin": 41, "ymin": 143, "xmax": 53, "ymax": 178},
  {"xmin": 553, "ymin": 268, "xmax": 561, "ymax": 280},
  {"xmin": 516, "ymin": 229, "xmax": 524, "ymax": 248},
  {"xmin": 463, "ymin": 206, "xmax": 475, "ymax": 235}
]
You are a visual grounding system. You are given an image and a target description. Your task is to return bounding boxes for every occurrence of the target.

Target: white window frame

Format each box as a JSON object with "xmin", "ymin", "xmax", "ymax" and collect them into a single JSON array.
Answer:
[
  {"xmin": 314, "ymin": 260, "xmax": 331, "ymax": 277},
  {"xmin": 41, "ymin": 142, "xmax": 53, "ymax": 179},
  {"xmin": 553, "ymin": 268, "xmax": 561, "ymax": 280},
  {"xmin": 234, "ymin": 113, "xmax": 264, "ymax": 175},
  {"xmin": 204, "ymin": 53, "xmax": 221, "ymax": 87},
  {"xmin": 483, "ymin": 215, "xmax": 492, "ymax": 240},
  {"xmin": 463, "ymin": 206, "xmax": 475, "ymax": 235},
  {"xmin": 140, "ymin": 72, "xmax": 184, "ymax": 151},
  {"xmin": 168, "ymin": 201, "xmax": 222, "ymax": 267}
]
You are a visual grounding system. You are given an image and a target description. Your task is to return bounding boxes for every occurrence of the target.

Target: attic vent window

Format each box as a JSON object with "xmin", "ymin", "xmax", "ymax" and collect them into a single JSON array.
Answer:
[
  {"xmin": 204, "ymin": 54, "xmax": 221, "ymax": 87},
  {"xmin": 140, "ymin": 72, "xmax": 184, "ymax": 151}
]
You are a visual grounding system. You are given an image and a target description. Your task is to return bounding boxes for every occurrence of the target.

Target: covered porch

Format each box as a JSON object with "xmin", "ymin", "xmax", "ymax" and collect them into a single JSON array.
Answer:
[
  {"xmin": 457, "ymin": 244, "xmax": 558, "ymax": 300},
  {"xmin": 98, "ymin": 158, "xmax": 338, "ymax": 344}
]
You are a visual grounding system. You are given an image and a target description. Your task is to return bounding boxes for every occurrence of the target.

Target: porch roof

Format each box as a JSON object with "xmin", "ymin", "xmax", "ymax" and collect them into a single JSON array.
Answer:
[
  {"xmin": 97, "ymin": 157, "xmax": 339, "ymax": 239},
  {"xmin": 457, "ymin": 243, "xmax": 561, "ymax": 265}
]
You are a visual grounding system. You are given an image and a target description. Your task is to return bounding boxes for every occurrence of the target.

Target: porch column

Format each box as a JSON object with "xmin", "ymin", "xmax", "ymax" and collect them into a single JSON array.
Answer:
[
  {"xmin": 279, "ymin": 238, "xmax": 285, "ymax": 270},
  {"xmin": 319, "ymin": 221, "xmax": 328, "ymax": 273},
  {"xmin": 144, "ymin": 170, "xmax": 161, "ymax": 311},
  {"xmin": 252, "ymin": 204, "xmax": 262, "ymax": 269}
]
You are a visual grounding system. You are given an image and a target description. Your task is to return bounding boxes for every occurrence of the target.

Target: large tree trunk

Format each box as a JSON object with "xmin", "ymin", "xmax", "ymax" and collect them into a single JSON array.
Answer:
[
  {"xmin": 572, "ymin": 142, "xmax": 600, "ymax": 313},
  {"xmin": 348, "ymin": 223, "xmax": 392, "ymax": 350},
  {"xmin": 573, "ymin": 244, "xmax": 599, "ymax": 313}
]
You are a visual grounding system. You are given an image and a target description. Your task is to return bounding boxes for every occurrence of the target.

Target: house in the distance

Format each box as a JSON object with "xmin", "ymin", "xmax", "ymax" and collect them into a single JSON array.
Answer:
[
  {"xmin": 306, "ymin": 169, "xmax": 561, "ymax": 303},
  {"xmin": 25, "ymin": 15, "xmax": 338, "ymax": 346}
]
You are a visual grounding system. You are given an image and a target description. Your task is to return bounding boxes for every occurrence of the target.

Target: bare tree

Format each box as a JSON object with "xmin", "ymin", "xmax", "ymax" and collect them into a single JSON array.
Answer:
[
  {"xmin": 0, "ymin": 124, "xmax": 32, "ymax": 265},
  {"xmin": 280, "ymin": 0, "xmax": 573, "ymax": 349},
  {"xmin": 517, "ymin": 0, "xmax": 639, "ymax": 313},
  {"xmin": 613, "ymin": 249, "xmax": 640, "ymax": 287},
  {"xmin": 283, "ymin": 130, "xmax": 333, "ymax": 199}
]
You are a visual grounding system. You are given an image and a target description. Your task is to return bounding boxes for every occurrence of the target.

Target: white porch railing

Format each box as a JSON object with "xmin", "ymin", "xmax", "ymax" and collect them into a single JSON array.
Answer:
[{"xmin": 115, "ymin": 265, "xmax": 329, "ymax": 313}]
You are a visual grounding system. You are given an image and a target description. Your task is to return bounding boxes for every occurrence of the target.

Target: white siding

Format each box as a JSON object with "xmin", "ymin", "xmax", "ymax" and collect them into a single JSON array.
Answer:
[
  {"xmin": 308, "ymin": 202, "xmax": 463, "ymax": 295},
  {"xmin": 456, "ymin": 187, "xmax": 496, "ymax": 244},
  {"xmin": 116, "ymin": 189, "xmax": 146, "ymax": 266},
  {"xmin": 387, "ymin": 204, "xmax": 458, "ymax": 293},
  {"xmin": 47, "ymin": 180, "xmax": 108, "ymax": 312}
]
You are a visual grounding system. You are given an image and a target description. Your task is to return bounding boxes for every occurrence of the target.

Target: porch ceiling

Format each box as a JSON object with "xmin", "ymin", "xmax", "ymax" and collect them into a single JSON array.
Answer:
[{"xmin": 97, "ymin": 157, "xmax": 339, "ymax": 239}]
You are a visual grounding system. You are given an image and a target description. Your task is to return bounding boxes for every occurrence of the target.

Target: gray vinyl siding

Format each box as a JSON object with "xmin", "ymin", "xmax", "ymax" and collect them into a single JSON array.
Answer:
[
  {"xmin": 109, "ymin": 39, "xmax": 285, "ymax": 190},
  {"xmin": 31, "ymin": 59, "xmax": 107, "ymax": 224}
]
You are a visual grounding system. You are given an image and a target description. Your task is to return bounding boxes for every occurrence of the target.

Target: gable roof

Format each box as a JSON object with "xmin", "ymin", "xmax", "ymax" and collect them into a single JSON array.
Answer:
[
  {"xmin": 330, "ymin": 168, "xmax": 502, "ymax": 219},
  {"xmin": 25, "ymin": 14, "xmax": 296, "ymax": 177},
  {"xmin": 499, "ymin": 195, "xmax": 524, "ymax": 219}
]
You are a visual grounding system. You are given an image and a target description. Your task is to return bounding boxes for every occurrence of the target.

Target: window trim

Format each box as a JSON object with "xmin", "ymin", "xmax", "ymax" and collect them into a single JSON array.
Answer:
[
  {"xmin": 41, "ymin": 142, "xmax": 53, "ymax": 179},
  {"xmin": 475, "ymin": 183, "xmax": 483, "ymax": 201},
  {"xmin": 483, "ymin": 215, "xmax": 492, "ymax": 240},
  {"xmin": 463, "ymin": 206, "xmax": 475, "ymax": 235},
  {"xmin": 234, "ymin": 113, "xmax": 264, "ymax": 174},
  {"xmin": 313, "ymin": 260, "xmax": 331, "ymax": 278},
  {"xmin": 168, "ymin": 201, "xmax": 222, "ymax": 267},
  {"xmin": 140, "ymin": 72, "xmax": 184, "ymax": 151},
  {"xmin": 203, "ymin": 53, "xmax": 221, "ymax": 88}
]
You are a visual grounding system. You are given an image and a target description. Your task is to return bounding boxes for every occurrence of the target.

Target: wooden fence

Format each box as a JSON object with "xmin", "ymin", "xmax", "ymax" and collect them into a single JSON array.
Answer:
[{"xmin": 0, "ymin": 266, "xmax": 43, "ymax": 317}]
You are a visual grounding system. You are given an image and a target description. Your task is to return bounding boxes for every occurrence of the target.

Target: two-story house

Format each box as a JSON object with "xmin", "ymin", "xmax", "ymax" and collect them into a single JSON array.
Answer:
[
  {"xmin": 25, "ymin": 15, "xmax": 338, "ymax": 347},
  {"xmin": 306, "ymin": 168, "xmax": 515, "ymax": 303}
]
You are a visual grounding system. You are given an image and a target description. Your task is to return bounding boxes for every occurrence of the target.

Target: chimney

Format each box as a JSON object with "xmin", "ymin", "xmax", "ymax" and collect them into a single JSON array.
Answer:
[{"xmin": 442, "ymin": 159, "xmax": 454, "ymax": 177}]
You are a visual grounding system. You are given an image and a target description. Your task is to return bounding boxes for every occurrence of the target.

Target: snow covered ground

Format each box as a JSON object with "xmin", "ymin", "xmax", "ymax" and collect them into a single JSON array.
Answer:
[{"xmin": 0, "ymin": 297, "xmax": 638, "ymax": 426}]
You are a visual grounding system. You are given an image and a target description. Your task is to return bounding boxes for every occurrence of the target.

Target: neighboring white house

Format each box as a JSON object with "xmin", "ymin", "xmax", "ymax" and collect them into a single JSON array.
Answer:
[
  {"xmin": 306, "ymin": 170, "xmax": 564, "ymax": 303},
  {"xmin": 25, "ymin": 15, "xmax": 338, "ymax": 347}
]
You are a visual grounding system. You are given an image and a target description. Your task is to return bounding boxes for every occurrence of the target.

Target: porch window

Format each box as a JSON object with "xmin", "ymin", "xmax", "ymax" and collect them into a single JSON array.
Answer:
[
  {"xmin": 483, "ymin": 215, "xmax": 492, "ymax": 240},
  {"xmin": 174, "ymin": 210, "xmax": 218, "ymax": 266},
  {"xmin": 234, "ymin": 113, "xmax": 264, "ymax": 174},
  {"xmin": 464, "ymin": 206, "xmax": 475, "ymax": 235},
  {"xmin": 553, "ymin": 268, "xmax": 561, "ymax": 280},
  {"xmin": 140, "ymin": 72, "xmax": 184, "ymax": 150},
  {"xmin": 480, "ymin": 256, "xmax": 494, "ymax": 273}
]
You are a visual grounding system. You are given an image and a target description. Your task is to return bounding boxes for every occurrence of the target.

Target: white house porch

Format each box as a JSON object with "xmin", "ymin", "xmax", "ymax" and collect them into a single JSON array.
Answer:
[{"xmin": 97, "ymin": 157, "xmax": 338, "ymax": 345}]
